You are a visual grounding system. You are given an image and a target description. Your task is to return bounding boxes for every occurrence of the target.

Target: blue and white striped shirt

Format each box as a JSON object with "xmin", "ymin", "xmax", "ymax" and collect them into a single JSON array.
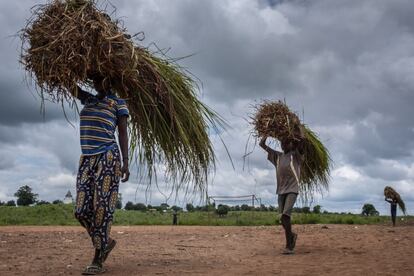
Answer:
[{"xmin": 79, "ymin": 92, "xmax": 129, "ymax": 155}]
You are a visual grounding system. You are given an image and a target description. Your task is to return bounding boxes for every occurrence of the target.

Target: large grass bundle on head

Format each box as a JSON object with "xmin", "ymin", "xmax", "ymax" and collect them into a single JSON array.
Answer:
[
  {"xmin": 253, "ymin": 100, "xmax": 331, "ymax": 200},
  {"xmin": 253, "ymin": 101, "xmax": 302, "ymax": 141},
  {"xmin": 20, "ymin": 0, "xmax": 225, "ymax": 193},
  {"xmin": 384, "ymin": 186, "xmax": 406, "ymax": 214}
]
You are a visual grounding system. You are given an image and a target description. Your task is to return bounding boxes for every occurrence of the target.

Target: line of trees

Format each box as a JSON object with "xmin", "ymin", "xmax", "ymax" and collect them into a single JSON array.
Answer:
[
  {"xmin": 121, "ymin": 203, "xmax": 326, "ymax": 214},
  {"xmin": 1, "ymin": 185, "xmax": 123, "ymax": 208},
  {"xmin": 106, "ymin": 202, "xmax": 321, "ymax": 213},
  {"xmin": 1, "ymin": 185, "xmax": 71, "ymax": 207},
  {"xmin": 186, "ymin": 203, "xmax": 323, "ymax": 213},
  {"xmin": 124, "ymin": 202, "xmax": 182, "ymax": 212},
  {"xmin": 118, "ymin": 202, "xmax": 381, "ymax": 217},
  {"xmin": 3, "ymin": 185, "xmax": 382, "ymax": 217},
  {"xmin": 0, "ymin": 200, "xmax": 17, "ymax": 206}
]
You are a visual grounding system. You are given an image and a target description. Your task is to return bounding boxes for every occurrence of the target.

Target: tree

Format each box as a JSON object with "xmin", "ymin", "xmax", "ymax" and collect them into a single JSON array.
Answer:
[
  {"xmin": 362, "ymin": 203, "xmax": 379, "ymax": 216},
  {"xmin": 216, "ymin": 204, "xmax": 230, "ymax": 217},
  {"xmin": 124, "ymin": 201, "xmax": 135, "ymax": 210},
  {"xmin": 0, "ymin": 201, "xmax": 4, "ymax": 206},
  {"xmin": 14, "ymin": 185, "xmax": 38, "ymax": 206},
  {"xmin": 171, "ymin": 205, "xmax": 182, "ymax": 212},
  {"xmin": 160, "ymin": 203, "xmax": 169, "ymax": 210},
  {"xmin": 52, "ymin": 199, "xmax": 63, "ymax": 204},
  {"xmin": 186, "ymin": 203, "xmax": 195, "ymax": 212},
  {"xmin": 292, "ymin": 207, "xmax": 302, "ymax": 213},
  {"xmin": 6, "ymin": 200, "xmax": 16, "ymax": 207},
  {"xmin": 241, "ymin": 204, "xmax": 250, "ymax": 211},
  {"xmin": 116, "ymin": 193, "xmax": 123, "ymax": 209},
  {"xmin": 135, "ymin": 203, "xmax": 147, "ymax": 211},
  {"xmin": 259, "ymin": 204, "xmax": 268, "ymax": 211},
  {"xmin": 37, "ymin": 200, "xmax": 50, "ymax": 205},
  {"xmin": 313, "ymin": 205, "xmax": 322, "ymax": 214},
  {"xmin": 302, "ymin": 207, "xmax": 311, "ymax": 214}
]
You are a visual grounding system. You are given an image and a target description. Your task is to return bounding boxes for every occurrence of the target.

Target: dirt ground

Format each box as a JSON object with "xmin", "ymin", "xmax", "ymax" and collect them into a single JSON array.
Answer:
[{"xmin": 0, "ymin": 225, "xmax": 413, "ymax": 276}]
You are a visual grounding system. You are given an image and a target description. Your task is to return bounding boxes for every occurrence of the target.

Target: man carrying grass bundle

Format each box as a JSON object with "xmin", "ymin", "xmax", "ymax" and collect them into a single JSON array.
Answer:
[
  {"xmin": 72, "ymin": 75, "xmax": 130, "ymax": 275},
  {"xmin": 260, "ymin": 131, "xmax": 304, "ymax": 255},
  {"xmin": 253, "ymin": 100, "xmax": 330, "ymax": 255}
]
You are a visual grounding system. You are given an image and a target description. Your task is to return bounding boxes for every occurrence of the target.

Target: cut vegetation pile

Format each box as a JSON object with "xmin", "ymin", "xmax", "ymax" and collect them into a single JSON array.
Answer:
[
  {"xmin": 20, "ymin": 0, "xmax": 225, "ymax": 193},
  {"xmin": 253, "ymin": 100, "xmax": 331, "ymax": 199},
  {"xmin": 384, "ymin": 186, "xmax": 406, "ymax": 214}
]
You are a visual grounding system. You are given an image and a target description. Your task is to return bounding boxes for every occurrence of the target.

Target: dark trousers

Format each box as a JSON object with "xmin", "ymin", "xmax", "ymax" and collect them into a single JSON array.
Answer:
[{"xmin": 391, "ymin": 204, "xmax": 397, "ymax": 226}]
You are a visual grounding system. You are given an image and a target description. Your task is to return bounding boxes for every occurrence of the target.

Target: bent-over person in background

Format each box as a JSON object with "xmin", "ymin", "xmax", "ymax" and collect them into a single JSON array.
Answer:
[{"xmin": 385, "ymin": 197, "xmax": 398, "ymax": 227}]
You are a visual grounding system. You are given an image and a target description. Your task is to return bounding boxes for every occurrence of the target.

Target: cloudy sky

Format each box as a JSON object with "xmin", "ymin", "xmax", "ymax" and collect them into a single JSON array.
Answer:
[{"xmin": 1, "ymin": 0, "xmax": 414, "ymax": 214}]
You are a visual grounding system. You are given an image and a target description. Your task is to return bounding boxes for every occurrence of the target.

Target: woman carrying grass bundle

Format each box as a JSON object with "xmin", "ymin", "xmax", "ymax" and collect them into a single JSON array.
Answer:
[
  {"xmin": 72, "ymin": 75, "xmax": 130, "ymax": 275},
  {"xmin": 259, "ymin": 127, "xmax": 305, "ymax": 255},
  {"xmin": 21, "ymin": 0, "xmax": 225, "ymax": 270}
]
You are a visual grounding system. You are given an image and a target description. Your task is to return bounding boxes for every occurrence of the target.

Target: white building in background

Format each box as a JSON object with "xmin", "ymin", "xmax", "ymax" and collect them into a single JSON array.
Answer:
[{"xmin": 63, "ymin": 190, "xmax": 74, "ymax": 204}]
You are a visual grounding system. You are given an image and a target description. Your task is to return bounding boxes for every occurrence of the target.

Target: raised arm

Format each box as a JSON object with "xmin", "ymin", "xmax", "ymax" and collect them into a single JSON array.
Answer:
[
  {"xmin": 70, "ymin": 86, "xmax": 93, "ymax": 104},
  {"xmin": 118, "ymin": 115, "xmax": 130, "ymax": 182},
  {"xmin": 259, "ymin": 137, "xmax": 270, "ymax": 152},
  {"xmin": 385, "ymin": 197, "xmax": 393, "ymax": 203},
  {"xmin": 259, "ymin": 137, "xmax": 281, "ymax": 155}
]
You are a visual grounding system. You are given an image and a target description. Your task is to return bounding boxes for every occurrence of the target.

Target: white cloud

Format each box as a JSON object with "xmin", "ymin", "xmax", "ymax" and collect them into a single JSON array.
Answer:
[
  {"xmin": 44, "ymin": 173, "xmax": 76, "ymax": 189},
  {"xmin": 332, "ymin": 166, "xmax": 362, "ymax": 181}
]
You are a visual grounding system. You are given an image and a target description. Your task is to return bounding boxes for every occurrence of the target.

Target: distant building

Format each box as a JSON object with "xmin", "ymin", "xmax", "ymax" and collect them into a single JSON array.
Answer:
[{"xmin": 63, "ymin": 190, "xmax": 74, "ymax": 204}]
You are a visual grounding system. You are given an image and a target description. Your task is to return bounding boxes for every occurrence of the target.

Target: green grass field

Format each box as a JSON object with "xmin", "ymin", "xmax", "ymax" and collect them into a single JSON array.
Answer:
[{"xmin": 0, "ymin": 204, "xmax": 410, "ymax": 226}]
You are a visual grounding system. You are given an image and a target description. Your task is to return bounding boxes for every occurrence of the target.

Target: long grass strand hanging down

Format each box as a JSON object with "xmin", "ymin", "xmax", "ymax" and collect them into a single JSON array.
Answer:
[
  {"xmin": 252, "ymin": 100, "xmax": 331, "ymax": 201},
  {"xmin": 20, "ymin": 0, "xmax": 226, "ymax": 194}
]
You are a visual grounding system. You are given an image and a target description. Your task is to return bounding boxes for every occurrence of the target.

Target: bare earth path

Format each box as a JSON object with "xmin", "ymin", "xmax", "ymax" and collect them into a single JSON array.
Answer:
[{"xmin": 0, "ymin": 225, "xmax": 413, "ymax": 275}]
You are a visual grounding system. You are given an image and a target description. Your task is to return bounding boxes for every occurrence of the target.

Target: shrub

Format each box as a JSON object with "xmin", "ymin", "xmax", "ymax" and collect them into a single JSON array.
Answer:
[{"xmin": 216, "ymin": 205, "xmax": 230, "ymax": 217}]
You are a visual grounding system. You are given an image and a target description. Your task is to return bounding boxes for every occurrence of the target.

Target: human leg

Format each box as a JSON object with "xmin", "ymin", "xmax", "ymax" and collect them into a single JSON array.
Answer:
[
  {"xmin": 75, "ymin": 155, "xmax": 107, "ymax": 274},
  {"xmin": 281, "ymin": 193, "xmax": 298, "ymax": 252},
  {"xmin": 75, "ymin": 155, "xmax": 97, "ymax": 237},
  {"xmin": 278, "ymin": 194, "xmax": 288, "ymax": 248},
  {"xmin": 90, "ymin": 149, "xmax": 121, "ymax": 260},
  {"xmin": 391, "ymin": 205, "xmax": 397, "ymax": 227}
]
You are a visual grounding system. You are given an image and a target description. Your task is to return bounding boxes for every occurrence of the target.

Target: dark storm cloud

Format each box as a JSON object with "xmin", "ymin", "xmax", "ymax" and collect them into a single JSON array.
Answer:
[
  {"xmin": 0, "ymin": 148, "xmax": 15, "ymax": 170},
  {"xmin": 0, "ymin": 78, "xmax": 67, "ymax": 126},
  {"xmin": 0, "ymin": 0, "xmax": 413, "ymax": 211},
  {"xmin": 112, "ymin": 0, "xmax": 305, "ymax": 101},
  {"xmin": 112, "ymin": 0, "xmax": 414, "ymax": 165},
  {"xmin": 111, "ymin": 0, "xmax": 414, "ymax": 209},
  {"xmin": 0, "ymin": 0, "xmax": 68, "ymax": 126}
]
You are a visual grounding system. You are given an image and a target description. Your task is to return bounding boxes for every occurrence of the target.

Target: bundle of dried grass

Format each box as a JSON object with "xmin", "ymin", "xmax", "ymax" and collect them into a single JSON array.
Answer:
[
  {"xmin": 253, "ymin": 100, "xmax": 331, "ymax": 199},
  {"xmin": 20, "ymin": 0, "xmax": 225, "ymax": 193},
  {"xmin": 253, "ymin": 101, "xmax": 302, "ymax": 141},
  {"xmin": 384, "ymin": 186, "xmax": 406, "ymax": 214}
]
